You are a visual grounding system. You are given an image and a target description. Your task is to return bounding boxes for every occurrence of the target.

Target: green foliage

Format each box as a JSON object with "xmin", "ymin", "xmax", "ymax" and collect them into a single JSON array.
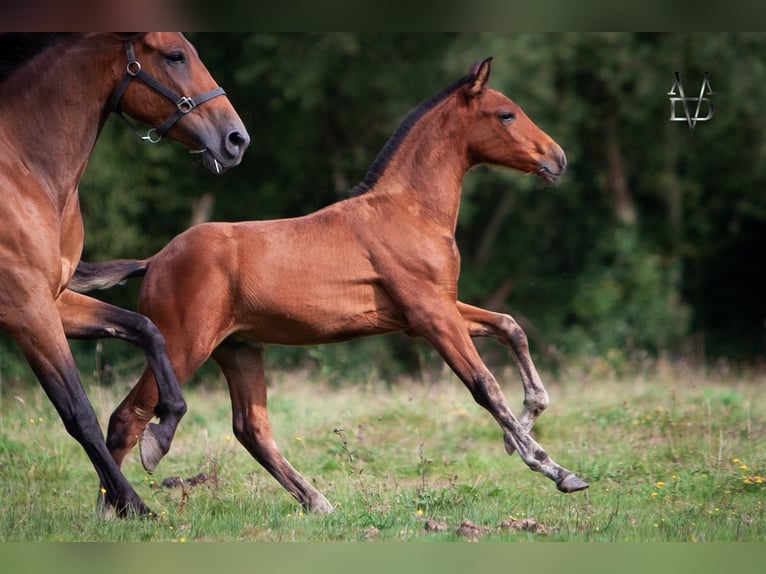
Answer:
[
  {"xmin": 6, "ymin": 33, "xmax": 766, "ymax": 385},
  {"xmin": 565, "ymin": 226, "xmax": 691, "ymax": 356}
]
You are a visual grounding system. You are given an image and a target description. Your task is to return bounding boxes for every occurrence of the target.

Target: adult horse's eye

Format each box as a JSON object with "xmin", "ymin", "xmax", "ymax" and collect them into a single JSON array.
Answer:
[
  {"xmin": 499, "ymin": 111, "xmax": 515, "ymax": 124},
  {"xmin": 166, "ymin": 51, "xmax": 186, "ymax": 64}
]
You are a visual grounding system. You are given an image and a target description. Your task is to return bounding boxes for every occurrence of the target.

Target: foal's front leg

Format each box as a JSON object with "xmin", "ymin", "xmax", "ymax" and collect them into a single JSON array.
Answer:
[
  {"xmin": 457, "ymin": 302, "xmax": 548, "ymax": 437},
  {"xmin": 411, "ymin": 303, "xmax": 587, "ymax": 493}
]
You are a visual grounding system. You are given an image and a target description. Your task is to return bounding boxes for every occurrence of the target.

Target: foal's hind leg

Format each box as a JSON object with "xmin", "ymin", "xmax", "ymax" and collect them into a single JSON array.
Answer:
[
  {"xmin": 104, "ymin": 339, "xmax": 213, "ymax": 476},
  {"xmin": 212, "ymin": 340, "xmax": 334, "ymax": 513},
  {"xmin": 104, "ymin": 370, "xmax": 160, "ymax": 471},
  {"xmin": 457, "ymin": 302, "xmax": 548, "ymax": 437},
  {"xmin": 58, "ymin": 289, "xmax": 187, "ymax": 472}
]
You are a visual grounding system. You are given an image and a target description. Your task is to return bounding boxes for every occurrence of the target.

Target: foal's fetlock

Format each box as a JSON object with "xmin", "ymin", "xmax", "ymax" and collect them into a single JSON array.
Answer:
[{"xmin": 503, "ymin": 434, "xmax": 518, "ymax": 457}]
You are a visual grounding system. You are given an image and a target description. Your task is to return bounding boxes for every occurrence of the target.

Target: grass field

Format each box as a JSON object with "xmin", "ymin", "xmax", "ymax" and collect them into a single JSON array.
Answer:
[{"xmin": 0, "ymin": 359, "xmax": 764, "ymax": 542}]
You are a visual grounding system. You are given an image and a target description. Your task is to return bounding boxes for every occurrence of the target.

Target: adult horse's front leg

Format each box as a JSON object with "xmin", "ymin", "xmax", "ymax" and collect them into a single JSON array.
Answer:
[
  {"xmin": 457, "ymin": 302, "xmax": 548, "ymax": 439},
  {"xmin": 7, "ymin": 293, "xmax": 152, "ymax": 516},
  {"xmin": 57, "ymin": 289, "xmax": 187, "ymax": 474},
  {"xmin": 411, "ymin": 302, "xmax": 587, "ymax": 493}
]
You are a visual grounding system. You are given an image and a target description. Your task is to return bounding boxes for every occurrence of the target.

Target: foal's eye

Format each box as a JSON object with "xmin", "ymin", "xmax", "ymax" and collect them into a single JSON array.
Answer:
[
  {"xmin": 498, "ymin": 111, "xmax": 516, "ymax": 124},
  {"xmin": 166, "ymin": 51, "xmax": 186, "ymax": 64}
]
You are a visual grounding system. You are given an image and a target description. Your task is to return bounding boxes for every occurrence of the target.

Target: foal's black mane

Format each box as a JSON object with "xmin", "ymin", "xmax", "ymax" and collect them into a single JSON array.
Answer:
[
  {"xmin": 0, "ymin": 33, "xmax": 78, "ymax": 84},
  {"xmin": 350, "ymin": 71, "xmax": 472, "ymax": 197}
]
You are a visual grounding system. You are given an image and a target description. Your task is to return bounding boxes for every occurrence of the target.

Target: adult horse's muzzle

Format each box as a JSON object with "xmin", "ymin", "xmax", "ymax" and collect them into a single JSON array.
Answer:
[
  {"xmin": 111, "ymin": 39, "xmax": 250, "ymax": 175},
  {"xmin": 197, "ymin": 125, "xmax": 250, "ymax": 174}
]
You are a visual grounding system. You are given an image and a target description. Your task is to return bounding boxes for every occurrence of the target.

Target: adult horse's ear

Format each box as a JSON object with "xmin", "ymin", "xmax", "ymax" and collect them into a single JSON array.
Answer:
[{"xmin": 465, "ymin": 57, "xmax": 493, "ymax": 97}]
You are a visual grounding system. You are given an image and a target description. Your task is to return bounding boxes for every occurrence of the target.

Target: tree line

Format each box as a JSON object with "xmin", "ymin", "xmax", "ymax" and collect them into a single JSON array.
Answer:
[{"xmin": 4, "ymin": 33, "xmax": 764, "ymax": 383}]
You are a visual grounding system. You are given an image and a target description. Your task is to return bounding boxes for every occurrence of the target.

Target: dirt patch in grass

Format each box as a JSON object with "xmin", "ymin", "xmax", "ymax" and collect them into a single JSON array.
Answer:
[{"xmin": 425, "ymin": 517, "xmax": 552, "ymax": 540}]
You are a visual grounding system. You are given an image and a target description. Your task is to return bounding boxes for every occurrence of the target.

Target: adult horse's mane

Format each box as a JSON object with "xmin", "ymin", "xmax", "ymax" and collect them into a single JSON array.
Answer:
[
  {"xmin": 350, "ymin": 71, "xmax": 472, "ymax": 197},
  {"xmin": 0, "ymin": 33, "xmax": 79, "ymax": 84}
]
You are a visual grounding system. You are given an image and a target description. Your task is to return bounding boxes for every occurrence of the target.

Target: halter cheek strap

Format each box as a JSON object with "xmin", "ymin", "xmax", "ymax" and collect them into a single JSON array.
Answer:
[{"xmin": 110, "ymin": 41, "xmax": 226, "ymax": 143}]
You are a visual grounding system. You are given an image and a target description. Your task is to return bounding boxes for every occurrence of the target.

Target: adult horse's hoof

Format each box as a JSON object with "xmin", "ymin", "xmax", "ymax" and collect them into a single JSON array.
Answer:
[
  {"xmin": 96, "ymin": 491, "xmax": 154, "ymax": 518},
  {"xmin": 139, "ymin": 424, "xmax": 164, "ymax": 474},
  {"xmin": 556, "ymin": 472, "xmax": 589, "ymax": 493}
]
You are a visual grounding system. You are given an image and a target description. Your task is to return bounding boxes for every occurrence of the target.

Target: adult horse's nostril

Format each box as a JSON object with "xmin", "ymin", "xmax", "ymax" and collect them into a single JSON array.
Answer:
[{"xmin": 224, "ymin": 129, "xmax": 250, "ymax": 159}]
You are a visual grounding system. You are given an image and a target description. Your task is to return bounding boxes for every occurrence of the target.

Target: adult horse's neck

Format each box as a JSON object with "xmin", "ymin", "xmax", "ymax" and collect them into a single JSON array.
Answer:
[
  {"xmin": 0, "ymin": 34, "xmax": 118, "ymax": 209},
  {"xmin": 360, "ymin": 92, "xmax": 470, "ymax": 235}
]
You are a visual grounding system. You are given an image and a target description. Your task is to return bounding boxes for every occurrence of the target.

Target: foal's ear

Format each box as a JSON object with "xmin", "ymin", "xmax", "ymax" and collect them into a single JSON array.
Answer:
[{"xmin": 465, "ymin": 57, "xmax": 493, "ymax": 97}]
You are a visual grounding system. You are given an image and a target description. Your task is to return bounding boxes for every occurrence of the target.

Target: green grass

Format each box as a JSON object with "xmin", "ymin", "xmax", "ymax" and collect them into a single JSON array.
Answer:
[{"xmin": 0, "ymin": 361, "xmax": 764, "ymax": 541}]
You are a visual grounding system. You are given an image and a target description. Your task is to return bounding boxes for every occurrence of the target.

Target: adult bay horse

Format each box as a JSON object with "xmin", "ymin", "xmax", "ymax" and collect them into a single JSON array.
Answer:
[
  {"xmin": 0, "ymin": 33, "xmax": 249, "ymax": 516},
  {"xmin": 75, "ymin": 57, "xmax": 587, "ymax": 513}
]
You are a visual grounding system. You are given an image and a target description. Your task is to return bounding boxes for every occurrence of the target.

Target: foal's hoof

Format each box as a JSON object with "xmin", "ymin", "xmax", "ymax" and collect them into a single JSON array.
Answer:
[
  {"xmin": 308, "ymin": 496, "xmax": 334, "ymax": 514},
  {"xmin": 139, "ymin": 424, "xmax": 164, "ymax": 474},
  {"xmin": 556, "ymin": 472, "xmax": 589, "ymax": 493}
]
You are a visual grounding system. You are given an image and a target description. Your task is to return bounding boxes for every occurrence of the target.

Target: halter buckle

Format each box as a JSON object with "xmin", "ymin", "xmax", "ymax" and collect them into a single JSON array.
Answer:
[{"xmin": 176, "ymin": 96, "xmax": 195, "ymax": 114}]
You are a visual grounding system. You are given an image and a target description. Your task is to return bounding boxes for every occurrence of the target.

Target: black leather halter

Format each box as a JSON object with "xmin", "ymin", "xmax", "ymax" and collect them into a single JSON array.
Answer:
[{"xmin": 110, "ymin": 40, "xmax": 226, "ymax": 143}]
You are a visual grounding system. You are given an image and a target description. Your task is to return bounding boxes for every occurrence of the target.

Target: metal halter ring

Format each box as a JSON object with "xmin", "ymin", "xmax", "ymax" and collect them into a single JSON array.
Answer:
[
  {"xmin": 126, "ymin": 60, "xmax": 141, "ymax": 76},
  {"xmin": 142, "ymin": 128, "xmax": 161, "ymax": 144}
]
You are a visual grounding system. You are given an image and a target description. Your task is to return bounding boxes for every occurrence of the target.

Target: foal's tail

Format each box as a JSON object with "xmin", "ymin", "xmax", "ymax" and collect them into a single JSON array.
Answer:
[{"xmin": 69, "ymin": 259, "xmax": 150, "ymax": 293}]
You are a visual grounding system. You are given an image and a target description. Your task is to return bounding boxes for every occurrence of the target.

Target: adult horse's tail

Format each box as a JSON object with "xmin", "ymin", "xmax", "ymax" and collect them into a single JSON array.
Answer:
[{"xmin": 69, "ymin": 259, "xmax": 150, "ymax": 293}]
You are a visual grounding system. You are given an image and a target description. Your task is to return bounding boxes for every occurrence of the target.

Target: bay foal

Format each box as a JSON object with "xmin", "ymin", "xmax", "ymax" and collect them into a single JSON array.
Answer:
[{"xmin": 77, "ymin": 57, "xmax": 587, "ymax": 513}]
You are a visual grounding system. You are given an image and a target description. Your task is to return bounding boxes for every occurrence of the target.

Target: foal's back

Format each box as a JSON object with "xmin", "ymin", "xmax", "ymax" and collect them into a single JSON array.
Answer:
[{"xmin": 140, "ymin": 200, "xmax": 409, "ymax": 348}]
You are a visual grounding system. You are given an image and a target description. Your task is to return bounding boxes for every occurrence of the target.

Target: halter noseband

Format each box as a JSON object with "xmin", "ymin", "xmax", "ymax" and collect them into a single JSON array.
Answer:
[{"xmin": 110, "ymin": 40, "xmax": 226, "ymax": 143}]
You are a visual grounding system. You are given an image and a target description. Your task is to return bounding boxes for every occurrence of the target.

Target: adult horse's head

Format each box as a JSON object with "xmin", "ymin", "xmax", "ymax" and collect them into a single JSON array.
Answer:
[
  {"xmin": 461, "ymin": 57, "xmax": 566, "ymax": 184},
  {"xmin": 110, "ymin": 32, "xmax": 250, "ymax": 174}
]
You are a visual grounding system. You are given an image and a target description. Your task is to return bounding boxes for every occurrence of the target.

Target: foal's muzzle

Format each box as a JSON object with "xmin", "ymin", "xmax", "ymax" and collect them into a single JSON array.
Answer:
[{"xmin": 536, "ymin": 145, "xmax": 567, "ymax": 183}]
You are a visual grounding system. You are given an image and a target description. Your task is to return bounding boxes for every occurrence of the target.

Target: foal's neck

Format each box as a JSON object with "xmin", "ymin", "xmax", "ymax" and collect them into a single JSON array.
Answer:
[{"xmin": 375, "ymin": 107, "xmax": 469, "ymax": 234}]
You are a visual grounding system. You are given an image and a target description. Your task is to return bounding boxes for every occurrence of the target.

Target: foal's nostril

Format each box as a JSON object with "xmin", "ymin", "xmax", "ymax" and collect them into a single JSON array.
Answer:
[
  {"xmin": 224, "ymin": 129, "xmax": 250, "ymax": 158},
  {"xmin": 550, "ymin": 144, "xmax": 567, "ymax": 173}
]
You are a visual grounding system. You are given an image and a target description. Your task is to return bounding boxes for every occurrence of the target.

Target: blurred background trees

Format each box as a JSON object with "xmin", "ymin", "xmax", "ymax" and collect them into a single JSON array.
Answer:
[{"xmin": 4, "ymin": 33, "xmax": 765, "ymax": 383}]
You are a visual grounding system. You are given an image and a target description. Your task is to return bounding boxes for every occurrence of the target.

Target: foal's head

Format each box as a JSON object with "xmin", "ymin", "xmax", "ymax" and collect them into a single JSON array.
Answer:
[
  {"xmin": 461, "ymin": 57, "xmax": 566, "ymax": 184},
  {"xmin": 109, "ymin": 33, "xmax": 249, "ymax": 173}
]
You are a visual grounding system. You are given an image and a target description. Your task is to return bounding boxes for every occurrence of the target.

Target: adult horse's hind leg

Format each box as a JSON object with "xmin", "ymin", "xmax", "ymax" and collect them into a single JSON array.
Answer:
[
  {"xmin": 407, "ymin": 299, "xmax": 587, "ymax": 493},
  {"xmin": 212, "ymin": 340, "xmax": 334, "ymax": 513},
  {"xmin": 57, "ymin": 289, "xmax": 187, "ymax": 473},
  {"xmin": 457, "ymin": 302, "xmax": 548, "ymax": 438},
  {"xmin": 8, "ymin": 293, "xmax": 151, "ymax": 516}
]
